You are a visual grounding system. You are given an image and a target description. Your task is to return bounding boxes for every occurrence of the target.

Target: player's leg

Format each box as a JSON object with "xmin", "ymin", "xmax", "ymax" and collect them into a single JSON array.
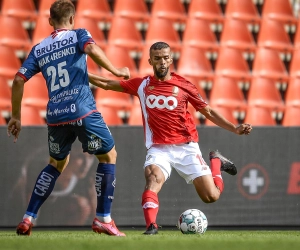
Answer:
[
  {"xmin": 193, "ymin": 175, "xmax": 221, "ymax": 203},
  {"xmin": 16, "ymin": 126, "xmax": 74, "ymax": 236},
  {"xmin": 92, "ymin": 146, "xmax": 125, "ymax": 236},
  {"xmin": 171, "ymin": 142, "xmax": 221, "ymax": 203},
  {"xmin": 193, "ymin": 149, "xmax": 237, "ymax": 203},
  {"xmin": 142, "ymin": 146, "xmax": 171, "ymax": 235},
  {"xmin": 95, "ymin": 146, "xmax": 117, "ymax": 224},
  {"xmin": 142, "ymin": 164, "xmax": 165, "ymax": 235},
  {"xmin": 78, "ymin": 112, "xmax": 124, "ymax": 236},
  {"xmin": 193, "ymin": 151, "xmax": 224, "ymax": 203},
  {"xmin": 209, "ymin": 150, "xmax": 237, "ymax": 176}
]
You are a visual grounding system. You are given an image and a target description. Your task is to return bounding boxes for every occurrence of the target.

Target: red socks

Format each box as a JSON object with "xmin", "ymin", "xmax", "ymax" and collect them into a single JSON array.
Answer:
[
  {"xmin": 141, "ymin": 161, "xmax": 223, "ymax": 228},
  {"xmin": 210, "ymin": 158, "xmax": 224, "ymax": 193},
  {"xmin": 141, "ymin": 190, "xmax": 159, "ymax": 228}
]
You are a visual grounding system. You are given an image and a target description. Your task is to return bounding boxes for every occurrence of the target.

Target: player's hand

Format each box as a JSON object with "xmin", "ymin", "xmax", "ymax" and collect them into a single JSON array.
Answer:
[
  {"xmin": 115, "ymin": 67, "xmax": 130, "ymax": 80},
  {"xmin": 235, "ymin": 123, "xmax": 252, "ymax": 135},
  {"xmin": 7, "ymin": 117, "xmax": 21, "ymax": 143}
]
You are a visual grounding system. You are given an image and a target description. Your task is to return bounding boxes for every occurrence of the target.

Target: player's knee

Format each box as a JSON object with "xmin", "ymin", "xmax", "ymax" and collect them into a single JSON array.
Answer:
[
  {"xmin": 49, "ymin": 155, "xmax": 69, "ymax": 173},
  {"xmin": 108, "ymin": 147, "xmax": 117, "ymax": 161},
  {"xmin": 96, "ymin": 146, "xmax": 117, "ymax": 163},
  {"xmin": 145, "ymin": 174, "xmax": 164, "ymax": 193},
  {"xmin": 200, "ymin": 192, "xmax": 220, "ymax": 203},
  {"xmin": 145, "ymin": 167, "xmax": 165, "ymax": 185},
  {"xmin": 145, "ymin": 171, "xmax": 164, "ymax": 189}
]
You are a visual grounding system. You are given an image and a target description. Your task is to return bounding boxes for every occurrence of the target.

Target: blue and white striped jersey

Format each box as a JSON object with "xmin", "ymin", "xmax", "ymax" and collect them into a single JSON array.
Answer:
[{"xmin": 17, "ymin": 28, "xmax": 97, "ymax": 125}]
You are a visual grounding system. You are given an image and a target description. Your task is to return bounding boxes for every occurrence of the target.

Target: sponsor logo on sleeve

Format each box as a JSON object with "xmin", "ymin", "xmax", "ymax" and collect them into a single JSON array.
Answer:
[{"xmin": 18, "ymin": 67, "xmax": 27, "ymax": 74}]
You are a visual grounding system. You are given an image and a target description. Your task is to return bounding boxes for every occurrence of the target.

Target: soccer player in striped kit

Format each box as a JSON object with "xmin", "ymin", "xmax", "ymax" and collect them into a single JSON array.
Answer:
[
  {"xmin": 7, "ymin": 0, "xmax": 129, "ymax": 236},
  {"xmin": 88, "ymin": 41, "xmax": 252, "ymax": 235}
]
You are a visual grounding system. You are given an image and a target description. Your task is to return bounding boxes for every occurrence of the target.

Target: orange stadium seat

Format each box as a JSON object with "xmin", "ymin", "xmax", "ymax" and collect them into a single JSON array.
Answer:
[
  {"xmin": 205, "ymin": 106, "xmax": 238, "ymax": 126},
  {"xmin": 74, "ymin": 16, "xmax": 107, "ymax": 50},
  {"xmin": 102, "ymin": 45, "xmax": 139, "ymax": 78},
  {"xmin": 0, "ymin": 15, "xmax": 31, "ymax": 58},
  {"xmin": 107, "ymin": 16, "xmax": 144, "ymax": 58},
  {"xmin": 220, "ymin": 18, "xmax": 256, "ymax": 61},
  {"xmin": 252, "ymin": 48, "xmax": 289, "ymax": 90},
  {"xmin": 87, "ymin": 57, "xmax": 101, "ymax": 75},
  {"xmin": 76, "ymin": 0, "xmax": 112, "ymax": 30},
  {"xmin": 137, "ymin": 49, "xmax": 152, "ymax": 76},
  {"xmin": 127, "ymin": 99, "xmax": 143, "ymax": 125},
  {"xmin": 151, "ymin": 0, "xmax": 187, "ymax": 29},
  {"xmin": 210, "ymin": 76, "xmax": 246, "ymax": 105},
  {"xmin": 0, "ymin": 45, "xmax": 21, "ymax": 84},
  {"xmin": 145, "ymin": 17, "xmax": 182, "ymax": 56},
  {"xmin": 188, "ymin": 0, "xmax": 224, "ymax": 33},
  {"xmin": 257, "ymin": 18, "xmax": 293, "ymax": 62},
  {"xmin": 113, "ymin": 0, "xmax": 150, "ymax": 30},
  {"xmin": 214, "ymin": 47, "xmax": 251, "ymax": 87},
  {"xmin": 0, "ymin": 113, "xmax": 6, "ymax": 125},
  {"xmin": 177, "ymin": 46, "xmax": 214, "ymax": 90},
  {"xmin": 38, "ymin": 0, "xmax": 53, "ymax": 16},
  {"xmin": 285, "ymin": 77, "xmax": 300, "ymax": 108},
  {"xmin": 1, "ymin": 0, "xmax": 37, "ymax": 29},
  {"xmin": 182, "ymin": 18, "xmax": 219, "ymax": 60},
  {"xmin": 244, "ymin": 106, "xmax": 276, "ymax": 126},
  {"xmin": 138, "ymin": 47, "xmax": 176, "ymax": 76},
  {"xmin": 209, "ymin": 76, "xmax": 247, "ymax": 118},
  {"xmin": 31, "ymin": 15, "xmax": 54, "ymax": 45},
  {"xmin": 225, "ymin": 0, "xmax": 261, "ymax": 33},
  {"xmin": 293, "ymin": 19, "xmax": 300, "ymax": 49},
  {"xmin": 261, "ymin": 0, "xmax": 297, "ymax": 34},
  {"xmin": 247, "ymin": 77, "xmax": 285, "ymax": 120},
  {"xmin": 22, "ymin": 73, "xmax": 48, "ymax": 112},
  {"xmin": 0, "ymin": 76, "xmax": 11, "ymax": 112},
  {"xmin": 21, "ymin": 105, "xmax": 46, "ymax": 126},
  {"xmin": 94, "ymin": 87, "xmax": 133, "ymax": 110},
  {"xmin": 289, "ymin": 49, "xmax": 300, "ymax": 78},
  {"xmin": 282, "ymin": 106, "xmax": 300, "ymax": 126},
  {"xmin": 97, "ymin": 105, "xmax": 125, "ymax": 126}
]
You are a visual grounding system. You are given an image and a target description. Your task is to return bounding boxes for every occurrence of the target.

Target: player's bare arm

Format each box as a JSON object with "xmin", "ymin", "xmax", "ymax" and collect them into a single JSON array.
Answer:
[
  {"xmin": 84, "ymin": 44, "xmax": 130, "ymax": 80},
  {"xmin": 88, "ymin": 72, "xmax": 124, "ymax": 92},
  {"xmin": 199, "ymin": 105, "xmax": 252, "ymax": 135},
  {"xmin": 7, "ymin": 75, "xmax": 25, "ymax": 143}
]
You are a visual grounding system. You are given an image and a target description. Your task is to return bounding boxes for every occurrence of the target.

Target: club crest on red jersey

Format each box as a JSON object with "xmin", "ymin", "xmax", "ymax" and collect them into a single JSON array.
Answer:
[{"xmin": 172, "ymin": 86, "xmax": 179, "ymax": 96}]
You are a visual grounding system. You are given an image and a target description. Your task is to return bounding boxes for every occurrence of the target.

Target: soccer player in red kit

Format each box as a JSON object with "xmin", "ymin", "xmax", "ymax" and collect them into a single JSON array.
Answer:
[{"xmin": 88, "ymin": 42, "xmax": 252, "ymax": 235}]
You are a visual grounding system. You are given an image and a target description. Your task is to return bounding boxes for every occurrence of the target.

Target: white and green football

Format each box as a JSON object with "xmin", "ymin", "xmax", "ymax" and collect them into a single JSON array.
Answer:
[{"xmin": 177, "ymin": 209, "xmax": 208, "ymax": 234}]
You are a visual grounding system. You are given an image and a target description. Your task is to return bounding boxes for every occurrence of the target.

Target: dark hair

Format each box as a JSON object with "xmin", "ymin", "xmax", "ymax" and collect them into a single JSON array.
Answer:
[
  {"xmin": 149, "ymin": 42, "xmax": 170, "ymax": 54},
  {"xmin": 50, "ymin": 0, "xmax": 75, "ymax": 24}
]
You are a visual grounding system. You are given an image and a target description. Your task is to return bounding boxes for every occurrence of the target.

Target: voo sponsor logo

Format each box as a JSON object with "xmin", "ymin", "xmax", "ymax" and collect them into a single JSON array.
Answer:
[{"xmin": 146, "ymin": 94, "xmax": 178, "ymax": 110}]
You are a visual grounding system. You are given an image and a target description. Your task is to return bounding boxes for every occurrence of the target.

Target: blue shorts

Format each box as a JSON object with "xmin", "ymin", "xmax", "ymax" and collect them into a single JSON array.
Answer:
[{"xmin": 48, "ymin": 112, "xmax": 115, "ymax": 160}]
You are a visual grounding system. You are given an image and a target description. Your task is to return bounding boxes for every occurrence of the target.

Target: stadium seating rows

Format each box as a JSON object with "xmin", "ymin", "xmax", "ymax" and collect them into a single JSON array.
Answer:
[{"xmin": 0, "ymin": 0, "xmax": 299, "ymax": 126}]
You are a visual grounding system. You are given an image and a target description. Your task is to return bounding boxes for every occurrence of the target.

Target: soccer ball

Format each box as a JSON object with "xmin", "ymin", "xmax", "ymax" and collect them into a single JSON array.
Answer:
[{"xmin": 177, "ymin": 209, "xmax": 208, "ymax": 234}]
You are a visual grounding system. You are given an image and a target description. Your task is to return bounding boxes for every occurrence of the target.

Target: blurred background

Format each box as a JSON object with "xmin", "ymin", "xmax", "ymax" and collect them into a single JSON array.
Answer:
[{"xmin": 1, "ymin": 0, "xmax": 300, "ymax": 127}]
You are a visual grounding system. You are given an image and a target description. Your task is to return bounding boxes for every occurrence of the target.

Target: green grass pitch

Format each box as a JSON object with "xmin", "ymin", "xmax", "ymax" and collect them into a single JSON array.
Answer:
[{"xmin": 1, "ymin": 229, "xmax": 299, "ymax": 250}]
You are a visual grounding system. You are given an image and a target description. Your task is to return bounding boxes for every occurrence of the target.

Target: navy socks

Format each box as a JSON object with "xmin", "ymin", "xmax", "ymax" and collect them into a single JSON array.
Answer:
[
  {"xmin": 95, "ymin": 163, "xmax": 116, "ymax": 217},
  {"xmin": 25, "ymin": 164, "xmax": 60, "ymax": 218},
  {"xmin": 24, "ymin": 163, "xmax": 116, "ymax": 219}
]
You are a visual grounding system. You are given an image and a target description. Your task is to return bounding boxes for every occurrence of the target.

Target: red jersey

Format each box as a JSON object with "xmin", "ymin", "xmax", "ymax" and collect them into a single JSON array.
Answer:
[{"xmin": 120, "ymin": 73, "xmax": 208, "ymax": 148}]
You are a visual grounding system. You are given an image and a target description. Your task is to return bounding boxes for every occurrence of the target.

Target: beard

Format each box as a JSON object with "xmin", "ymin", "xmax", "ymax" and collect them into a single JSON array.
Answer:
[{"xmin": 154, "ymin": 67, "xmax": 169, "ymax": 78}]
